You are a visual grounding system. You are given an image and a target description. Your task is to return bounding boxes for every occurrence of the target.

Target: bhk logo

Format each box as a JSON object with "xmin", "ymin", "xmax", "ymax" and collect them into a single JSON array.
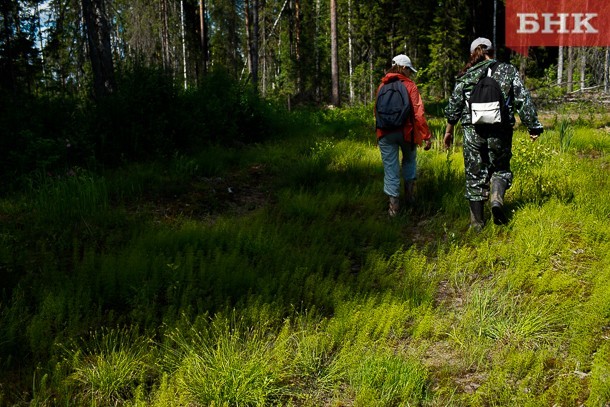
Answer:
[
  {"xmin": 506, "ymin": 0, "xmax": 610, "ymax": 54},
  {"xmin": 517, "ymin": 13, "xmax": 598, "ymax": 34}
]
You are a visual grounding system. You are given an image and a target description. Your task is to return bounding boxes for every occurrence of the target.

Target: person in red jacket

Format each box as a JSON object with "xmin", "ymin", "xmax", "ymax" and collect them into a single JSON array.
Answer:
[{"xmin": 375, "ymin": 54, "xmax": 432, "ymax": 217}]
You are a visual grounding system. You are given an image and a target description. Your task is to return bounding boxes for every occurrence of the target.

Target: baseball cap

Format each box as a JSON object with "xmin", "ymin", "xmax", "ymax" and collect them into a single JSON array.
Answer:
[
  {"xmin": 392, "ymin": 54, "xmax": 417, "ymax": 73},
  {"xmin": 470, "ymin": 37, "xmax": 493, "ymax": 54}
]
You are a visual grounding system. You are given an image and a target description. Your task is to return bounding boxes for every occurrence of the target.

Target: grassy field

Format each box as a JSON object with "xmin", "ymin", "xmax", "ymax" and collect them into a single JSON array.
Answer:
[{"xmin": 1, "ymin": 102, "xmax": 609, "ymax": 406}]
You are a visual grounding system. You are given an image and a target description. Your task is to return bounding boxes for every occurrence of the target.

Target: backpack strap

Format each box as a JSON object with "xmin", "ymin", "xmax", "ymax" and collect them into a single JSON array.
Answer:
[
  {"xmin": 488, "ymin": 61, "xmax": 512, "ymax": 108},
  {"xmin": 477, "ymin": 60, "xmax": 498, "ymax": 78},
  {"xmin": 401, "ymin": 79, "xmax": 416, "ymax": 149}
]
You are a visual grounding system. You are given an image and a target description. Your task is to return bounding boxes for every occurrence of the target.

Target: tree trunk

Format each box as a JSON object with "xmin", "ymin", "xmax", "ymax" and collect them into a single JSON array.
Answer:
[
  {"xmin": 347, "ymin": 0, "xmax": 353, "ymax": 104},
  {"xmin": 200, "ymin": 0, "xmax": 208, "ymax": 76},
  {"xmin": 245, "ymin": 0, "xmax": 253, "ymax": 75},
  {"xmin": 81, "ymin": 0, "xmax": 116, "ymax": 98},
  {"xmin": 0, "ymin": 1, "xmax": 16, "ymax": 93},
  {"xmin": 294, "ymin": 0, "xmax": 301, "ymax": 94},
  {"xmin": 261, "ymin": 0, "xmax": 267, "ymax": 95},
  {"xmin": 180, "ymin": 0, "xmax": 187, "ymax": 89},
  {"xmin": 369, "ymin": 47, "xmax": 374, "ymax": 103},
  {"xmin": 557, "ymin": 46, "xmax": 563, "ymax": 86},
  {"xmin": 160, "ymin": 0, "xmax": 170, "ymax": 71},
  {"xmin": 252, "ymin": 0, "xmax": 259, "ymax": 86},
  {"xmin": 315, "ymin": 0, "xmax": 320, "ymax": 102},
  {"xmin": 567, "ymin": 47, "xmax": 574, "ymax": 92},
  {"xmin": 604, "ymin": 47, "xmax": 610, "ymax": 93},
  {"xmin": 245, "ymin": 0, "xmax": 259, "ymax": 86},
  {"xmin": 579, "ymin": 48, "xmax": 586, "ymax": 92},
  {"xmin": 36, "ymin": 1, "xmax": 46, "ymax": 78},
  {"xmin": 330, "ymin": 0, "xmax": 339, "ymax": 106}
]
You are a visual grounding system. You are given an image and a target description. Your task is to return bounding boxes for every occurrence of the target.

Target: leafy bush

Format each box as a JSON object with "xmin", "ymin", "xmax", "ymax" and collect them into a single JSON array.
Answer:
[
  {"xmin": 0, "ymin": 67, "xmax": 287, "ymax": 183},
  {"xmin": 0, "ymin": 92, "xmax": 89, "ymax": 186}
]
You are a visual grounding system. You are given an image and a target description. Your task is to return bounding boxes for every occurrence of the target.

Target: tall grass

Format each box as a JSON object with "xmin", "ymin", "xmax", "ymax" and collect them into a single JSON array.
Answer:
[
  {"xmin": 27, "ymin": 172, "xmax": 110, "ymax": 226},
  {"xmin": 1, "ymin": 102, "xmax": 609, "ymax": 406},
  {"xmin": 61, "ymin": 327, "xmax": 154, "ymax": 406}
]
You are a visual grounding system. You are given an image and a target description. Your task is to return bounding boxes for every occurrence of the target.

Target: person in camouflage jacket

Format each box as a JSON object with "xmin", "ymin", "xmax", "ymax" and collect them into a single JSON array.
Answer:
[{"xmin": 443, "ymin": 37, "xmax": 543, "ymax": 231}]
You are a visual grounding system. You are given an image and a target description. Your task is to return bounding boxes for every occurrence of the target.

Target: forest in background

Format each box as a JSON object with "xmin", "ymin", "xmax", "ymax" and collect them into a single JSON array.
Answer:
[{"xmin": 2, "ymin": 0, "xmax": 610, "ymax": 184}]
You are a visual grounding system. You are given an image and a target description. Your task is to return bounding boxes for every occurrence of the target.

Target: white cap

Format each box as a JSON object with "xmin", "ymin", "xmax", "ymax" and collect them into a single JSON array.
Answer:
[
  {"xmin": 392, "ymin": 54, "xmax": 417, "ymax": 72},
  {"xmin": 470, "ymin": 37, "xmax": 493, "ymax": 54}
]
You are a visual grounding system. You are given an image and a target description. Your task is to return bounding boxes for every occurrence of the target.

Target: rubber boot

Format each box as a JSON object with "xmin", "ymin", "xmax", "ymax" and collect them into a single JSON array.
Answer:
[
  {"xmin": 469, "ymin": 200, "xmax": 485, "ymax": 232},
  {"xmin": 490, "ymin": 178, "xmax": 508, "ymax": 225},
  {"xmin": 404, "ymin": 180, "xmax": 416, "ymax": 204},
  {"xmin": 388, "ymin": 196, "xmax": 400, "ymax": 217}
]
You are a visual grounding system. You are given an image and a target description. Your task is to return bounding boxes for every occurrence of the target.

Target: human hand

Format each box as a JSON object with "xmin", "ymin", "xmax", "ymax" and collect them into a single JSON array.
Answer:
[{"xmin": 443, "ymin": 133, "xmax": 453, "ymax": 149}]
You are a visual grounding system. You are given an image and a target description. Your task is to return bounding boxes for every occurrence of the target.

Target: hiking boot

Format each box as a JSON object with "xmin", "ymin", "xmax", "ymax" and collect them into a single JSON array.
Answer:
[
  {"xmin": 388, "ymin": 196, "xmax": 400, "ymax": 217},
  {"xmin": 469, "ymin": 200, "xmax": 485, "ymax": 232},
  {"xmin": 404, "ymin": 180, "xmax": 416, "ymax": 204},
  {"xmin": 490, "ymin": 178, "xmax": 508, "ymax": 225}
]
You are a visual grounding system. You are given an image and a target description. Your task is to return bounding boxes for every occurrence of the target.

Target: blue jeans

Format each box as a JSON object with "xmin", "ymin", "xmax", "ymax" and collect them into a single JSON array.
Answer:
[{"xmin": 378, "ymin": 132, "xmax": 417, "ymax": 198}]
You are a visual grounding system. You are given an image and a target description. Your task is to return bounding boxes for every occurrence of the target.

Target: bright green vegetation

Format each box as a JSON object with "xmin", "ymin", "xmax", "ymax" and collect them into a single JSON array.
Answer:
[{"xmin": 1, "ymin": 103, "xmax": 609, "ymax": 406}]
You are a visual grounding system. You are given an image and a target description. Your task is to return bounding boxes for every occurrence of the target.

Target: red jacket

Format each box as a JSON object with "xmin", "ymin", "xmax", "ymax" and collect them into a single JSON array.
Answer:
[{"xmin": 375, "ymin": 73, "xmax": 431, "ymax": 146}]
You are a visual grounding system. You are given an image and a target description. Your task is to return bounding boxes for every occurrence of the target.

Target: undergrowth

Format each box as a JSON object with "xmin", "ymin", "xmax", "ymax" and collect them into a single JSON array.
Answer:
[{"xmin": 0, "ymin": 103, "xmax": 609, "ymax": 406}]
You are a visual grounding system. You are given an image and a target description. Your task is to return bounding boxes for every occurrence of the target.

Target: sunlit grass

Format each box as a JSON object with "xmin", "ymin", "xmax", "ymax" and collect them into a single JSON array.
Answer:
[
  {"xmin": 1, "ymin": 103, "xmax": 609, "ymax": 406},
  {"xmin": 61, "ymin": 327, "xmax": 155, "ymax": 406}
]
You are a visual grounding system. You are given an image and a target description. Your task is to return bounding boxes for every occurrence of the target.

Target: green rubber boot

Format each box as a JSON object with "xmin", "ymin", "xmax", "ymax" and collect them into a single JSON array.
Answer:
[
  {"xmin": 490, "ymin": 178, "xmax": 508, "ymax": 225},
  {"xmin": 469, "ymin": 200, "xmax": 485, "ymax": 232}
]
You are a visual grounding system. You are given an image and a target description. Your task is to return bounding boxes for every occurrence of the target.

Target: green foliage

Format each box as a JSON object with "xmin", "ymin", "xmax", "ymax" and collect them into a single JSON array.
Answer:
[
  {"xmin": 0, "ymin": 67, "xmax": 287, "ymax": 186},
  {"xmin": 510, "ymin": 132, "xmax": 560, "ymax": 203},
  {"xmin": 60, "ymin": 327, "xmax": 155, "ymax": 406},
  {"xmin": 462, "ymin": 284, "xmax": 565, "ymax": 348},
  {"xmin": 558, "ymin": 118, "xmax": 574, "ymax": 152},
  {"xmin": 1, "ymin": 103, "xmax": 609, "ymax": 406},
  {"xmin": 0, "ymin": 93, "xmax": 88, "ymax": 184},
  {"xmin": 26, "ymin": 171, "xmax": 109, "ymax": 226},
  {"xmin": 92, "ymin": 66, "xmax": 178, "ymax": 164},
  {"xmin": 588, "ymin": 341, "xmax": 610, "ymax": 406},
  {"xmin": 339, "ymin": 346, "xmax": 429, "ymax": 406},
  {"xmin": 422, "ymin": 7, "xmax": 464, "ymax": 100},
  {"xmin": 164, "ymin": 317, "xmax": 285, "ymax": 406},
  {"xmin": 525, "ymin": 65, "xmax": 566, "ymax": 101}
]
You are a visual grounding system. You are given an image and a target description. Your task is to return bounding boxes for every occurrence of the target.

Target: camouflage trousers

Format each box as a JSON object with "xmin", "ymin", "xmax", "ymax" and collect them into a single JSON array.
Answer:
[{"xmin": 462, "ymin": 125, "xmax": 513, "ymax": 201}]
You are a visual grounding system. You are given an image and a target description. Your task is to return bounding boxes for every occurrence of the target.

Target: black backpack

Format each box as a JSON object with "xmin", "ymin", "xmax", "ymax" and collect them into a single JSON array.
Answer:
[
  {"xmin": 469, "ymin": 62, "xmax": 509, "ymax": 130},
  {"xmin": 375, "ymin": 78, "xmax": 411, "ymax": 130}
]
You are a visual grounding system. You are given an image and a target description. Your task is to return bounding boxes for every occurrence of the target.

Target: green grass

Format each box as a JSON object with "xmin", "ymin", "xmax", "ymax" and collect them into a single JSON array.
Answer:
[{"xmin": 1, "ymin": 103, "xmax": 610, "ymax": 406}]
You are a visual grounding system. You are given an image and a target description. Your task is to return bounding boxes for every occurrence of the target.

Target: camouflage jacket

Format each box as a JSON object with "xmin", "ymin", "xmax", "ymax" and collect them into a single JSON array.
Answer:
[{"xmin": 445, "ymin": 59, "xmax": 543, "ymax": 134}]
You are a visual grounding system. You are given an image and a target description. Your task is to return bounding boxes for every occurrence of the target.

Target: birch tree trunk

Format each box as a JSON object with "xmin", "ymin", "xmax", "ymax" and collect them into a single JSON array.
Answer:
[
  {"xmin": 579, "ymin": 48, "xmax": 586, "ymax": 92},
  {"xmin": 36, "ymin": 1, "xmax": 46, "ymax": 77},
  {"xmin": 180, "ymin": 0, "xmax": 187, "ymax": 89},
  {"xmin": 347, "ymin": 0, "xmax": 353, "ymax": 104},
  {"xmin": 567, "ymin": 47, "xmax": 574, "ymax": 92},
  {"xmin": 160, "ymin": 0, "xmax": 170, "ymax": 71},
  {"xmin": 604, "ymin": 47, "xmax": 610, "ymax": 93},
  {"xmin": 330, "ymin": 0, "xmax": 339, "ymax": 106},
  {"xmin": 557, "ymin": 46, "xmax": 563, "ymax": 86}
]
